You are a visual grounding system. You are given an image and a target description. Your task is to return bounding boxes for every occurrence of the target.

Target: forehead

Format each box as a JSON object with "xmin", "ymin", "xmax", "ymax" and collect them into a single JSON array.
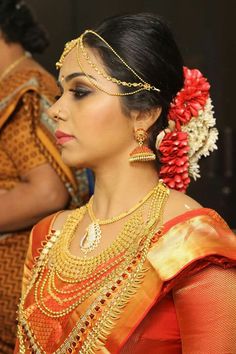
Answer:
[{"xmin": 58, "ymin": 45, "xmax": 105, "ymax": 81}]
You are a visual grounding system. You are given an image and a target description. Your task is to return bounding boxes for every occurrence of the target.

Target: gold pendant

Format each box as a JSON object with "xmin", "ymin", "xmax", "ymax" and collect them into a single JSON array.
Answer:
[{"xmin": 80, "ymin": 222, "xmax": 101, "ymax": 254}]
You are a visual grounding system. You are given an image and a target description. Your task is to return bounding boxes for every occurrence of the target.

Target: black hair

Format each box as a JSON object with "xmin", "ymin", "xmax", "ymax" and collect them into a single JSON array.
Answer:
[
  {"xmin": 0, "ymin": 0, "xmax": 49, "ymax": 53},
  {"xmin": 84, "ymin": 13, "xmax": 184, "ymax": 166}
]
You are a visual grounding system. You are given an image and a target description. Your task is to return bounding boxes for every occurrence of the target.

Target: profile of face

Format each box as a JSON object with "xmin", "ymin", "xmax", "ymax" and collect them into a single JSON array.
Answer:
[{"xmin": 48, "ymin": 46, "xmax": 137, "ymax": 170}]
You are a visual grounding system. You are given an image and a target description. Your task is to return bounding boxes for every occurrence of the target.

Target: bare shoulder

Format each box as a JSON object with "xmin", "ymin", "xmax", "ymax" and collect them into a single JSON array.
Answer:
[
  {"xmin": 163, "ymin": 188, "xmax": 203, "ymax": 224},
  {"xmin": 51, "ymin": 210, "xmax": 73, "ymax": 230}
]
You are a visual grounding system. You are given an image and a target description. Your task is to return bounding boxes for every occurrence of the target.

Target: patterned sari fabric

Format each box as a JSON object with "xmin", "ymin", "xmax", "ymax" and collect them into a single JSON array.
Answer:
[
  {"xmin": 0, "ymin": 68, "xmax": 89, "ymax": 354},
  {"xmin": 15, "ymin": 208, "xmax": 236, "ymax": 353}
]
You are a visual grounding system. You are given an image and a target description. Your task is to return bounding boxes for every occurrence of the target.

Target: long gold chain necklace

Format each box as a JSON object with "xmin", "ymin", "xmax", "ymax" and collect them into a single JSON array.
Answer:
[
  {"xmin": 32, "ymin": 182, "xmax": 168, "ymax": 318},
  {"xmin": 80, "ymin": 182, "xmax": 159, "ymax": 255},
  {"xmin": 34, "ymin": 208, "xmax": 145, "ymax": 318},
  {"xmin": 0, "ymin": 52, "xmax": 31, "ymax": 82},
  {"xmin": 17, "ymin": 182, "xmax": 169, "ymax": 353}
]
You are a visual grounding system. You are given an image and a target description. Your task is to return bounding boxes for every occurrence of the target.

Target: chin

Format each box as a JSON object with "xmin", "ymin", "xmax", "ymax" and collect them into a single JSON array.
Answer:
[{"xmin": 61, "ymin": 151, "xmax": 88, "ymax": 169}]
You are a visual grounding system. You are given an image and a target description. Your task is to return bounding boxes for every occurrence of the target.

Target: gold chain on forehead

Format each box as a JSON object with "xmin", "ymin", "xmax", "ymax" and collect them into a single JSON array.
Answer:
[
  {"xmin": 56, "ymin": 39, "xmax": 78, "ymax": 70},
  {"xmin": 56, "ymin": 30, "xmax": 160, "ymax": 97}
]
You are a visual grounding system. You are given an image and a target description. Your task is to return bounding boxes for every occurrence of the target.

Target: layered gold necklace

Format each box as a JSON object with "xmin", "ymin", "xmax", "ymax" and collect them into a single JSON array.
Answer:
[
  {"xmin": 17, "ymin": 181, "xmax": 169, "ymax": 353},
  {"xmin": 80, "ymin": 183, "xmax": 158, "ymax": 255},
  {"xmin": 31, "ymin": 181, "xmax": 168, "ymax": 317}
]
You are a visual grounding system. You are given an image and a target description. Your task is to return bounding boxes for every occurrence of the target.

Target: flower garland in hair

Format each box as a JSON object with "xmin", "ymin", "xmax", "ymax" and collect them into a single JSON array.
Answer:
[{"xmin": 157, "ymin": 66, "xmax": 218, "ymax": 192}]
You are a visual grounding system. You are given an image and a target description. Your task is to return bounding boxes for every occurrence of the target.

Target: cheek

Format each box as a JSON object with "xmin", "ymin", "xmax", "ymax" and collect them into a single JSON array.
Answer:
[{"xmin": 71, "ymin": 96, "xmax": 125, "ymax": 134}]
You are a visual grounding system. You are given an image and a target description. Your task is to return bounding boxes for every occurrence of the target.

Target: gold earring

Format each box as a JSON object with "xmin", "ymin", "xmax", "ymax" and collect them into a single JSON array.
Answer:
[{"xmin": 129, "ymin": 128, "xmax": 156, "ymax": 162}]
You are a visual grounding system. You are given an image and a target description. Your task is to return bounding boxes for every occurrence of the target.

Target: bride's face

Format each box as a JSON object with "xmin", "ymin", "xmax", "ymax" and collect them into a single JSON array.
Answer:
[{"xmin": 48, "ymin": 45, "xmax": 136, "ymax": 169}]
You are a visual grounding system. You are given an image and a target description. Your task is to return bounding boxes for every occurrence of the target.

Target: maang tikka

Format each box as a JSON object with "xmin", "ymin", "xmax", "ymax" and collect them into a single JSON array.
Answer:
[{"xmin": 129, "ymin": 128, "xmax": 156, "ymax": 162}]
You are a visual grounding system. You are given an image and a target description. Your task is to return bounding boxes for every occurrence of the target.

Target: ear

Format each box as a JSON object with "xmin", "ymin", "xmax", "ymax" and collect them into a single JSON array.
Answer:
[{"xmin": 130, "ymin": 106, "xmax": 162, "ymax": 131}]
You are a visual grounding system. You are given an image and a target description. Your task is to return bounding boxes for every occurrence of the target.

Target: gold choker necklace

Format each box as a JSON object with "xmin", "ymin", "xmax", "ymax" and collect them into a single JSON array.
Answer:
[{"xmin": 80, "ymin": 183, "xmax": 159, "ymax": 255}]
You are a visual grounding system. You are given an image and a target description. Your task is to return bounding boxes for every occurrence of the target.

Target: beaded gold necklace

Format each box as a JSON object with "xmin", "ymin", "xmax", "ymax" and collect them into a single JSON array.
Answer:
[
  {"xmin": 35, "ymin": 182, "xmax": 166, "ymax": 315},
  {"xmin": 17, "ymin": 181, "xmax": 169, "ymax": 353},
  {"xmin": 81, "ymin": 183, "xmax": 158, "ymax": 255}
]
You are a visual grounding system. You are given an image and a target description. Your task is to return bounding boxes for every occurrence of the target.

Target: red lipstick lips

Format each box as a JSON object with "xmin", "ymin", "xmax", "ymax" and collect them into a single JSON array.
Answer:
[{"xmin": 55, "ymin": 130, "xmax": 75, "ymax": 145}]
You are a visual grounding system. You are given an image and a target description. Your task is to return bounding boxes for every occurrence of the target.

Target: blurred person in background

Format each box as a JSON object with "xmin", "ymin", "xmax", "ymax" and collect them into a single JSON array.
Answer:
[{"xmin": 0, "ymin": 1, "xmax": 89, "ymax": 352}]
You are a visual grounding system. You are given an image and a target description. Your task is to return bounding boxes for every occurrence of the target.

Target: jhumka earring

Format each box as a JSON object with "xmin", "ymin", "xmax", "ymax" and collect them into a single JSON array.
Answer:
[{"xmin": 129, "ymin": 128, "xmax": 156, "ymax": 162}]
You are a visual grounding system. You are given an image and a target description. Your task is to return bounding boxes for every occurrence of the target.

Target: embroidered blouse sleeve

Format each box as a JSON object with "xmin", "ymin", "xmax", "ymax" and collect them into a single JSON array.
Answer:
[{"xmin": 172, "ymin": 265, "xmax": 236, "ymax": 353}]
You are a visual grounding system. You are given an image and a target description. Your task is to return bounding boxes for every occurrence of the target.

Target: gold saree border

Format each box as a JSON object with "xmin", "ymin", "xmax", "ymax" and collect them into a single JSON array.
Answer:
[
  {"xmin": 147, "ymin": 210, "xmax": 236, "ymax": 281},
  {"xmin": 106, "ymin": 208, "xmax": 236, "ymax": 352}
]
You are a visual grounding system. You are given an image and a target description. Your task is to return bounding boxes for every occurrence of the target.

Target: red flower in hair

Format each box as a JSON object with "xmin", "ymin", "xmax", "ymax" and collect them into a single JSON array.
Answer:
[
  {"xmin": 168, "ymin": 67, "xmax": 210, "ymax": 129},
  {"xmin": 159, "ymin": 131, "xmax": 190, "ymax": 192}
]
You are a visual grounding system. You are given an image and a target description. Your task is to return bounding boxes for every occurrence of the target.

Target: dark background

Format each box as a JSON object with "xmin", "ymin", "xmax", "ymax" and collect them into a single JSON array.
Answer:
[{"xmin": 26, "ymin": 0, "xmax": 236, "ymax": 227}]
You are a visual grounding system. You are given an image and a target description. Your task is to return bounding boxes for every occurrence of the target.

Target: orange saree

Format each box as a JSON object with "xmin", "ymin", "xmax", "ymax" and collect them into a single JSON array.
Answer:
[
  {"xmin": 0, "ymin": 68, "xmax": 89, "ymax": 353},
  {"xmin": 15, "ymin": 208, "xmax": 236, "ymax": 353}
]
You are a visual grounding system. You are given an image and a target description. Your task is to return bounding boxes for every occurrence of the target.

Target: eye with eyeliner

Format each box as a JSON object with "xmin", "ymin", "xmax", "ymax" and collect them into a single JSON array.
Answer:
[
  {"xmin": 69, "ymin": 87, "xmax": 91, "ymax": 99},
  {"xmin": 54, "ymin": 78, "xmax": 93, "ymax": 101}
]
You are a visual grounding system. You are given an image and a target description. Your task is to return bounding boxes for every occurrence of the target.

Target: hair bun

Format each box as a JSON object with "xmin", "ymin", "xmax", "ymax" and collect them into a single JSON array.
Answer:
[{"xmin": 0, "ymin": 1, "xmax": 49, "ymax": 54}]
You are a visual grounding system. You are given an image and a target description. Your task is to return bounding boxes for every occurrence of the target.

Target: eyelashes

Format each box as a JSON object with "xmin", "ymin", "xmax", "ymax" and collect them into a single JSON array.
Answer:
[
  {"xmin": 54, "ymin": 88, "xmax": 91, "ymax": 101},
  {"xmin": 69, "ymin": 88, "xmax": 90, "ymax": 99}
]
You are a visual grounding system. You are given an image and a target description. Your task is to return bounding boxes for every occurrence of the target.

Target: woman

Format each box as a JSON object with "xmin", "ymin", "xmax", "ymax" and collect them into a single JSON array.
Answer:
[
  {"xmin": 15, "ymin": 13, "xmax": 236, "ymax": 353},
  {"xmin": 0, "ymin": 1, "xmax": 89, "ymax": 353}
]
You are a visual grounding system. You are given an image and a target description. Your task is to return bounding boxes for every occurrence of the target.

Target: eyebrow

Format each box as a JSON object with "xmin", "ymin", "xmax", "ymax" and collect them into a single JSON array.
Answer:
[{"xmin": 57, "ymin": 72, "xmax": 96, "ymax": 88}]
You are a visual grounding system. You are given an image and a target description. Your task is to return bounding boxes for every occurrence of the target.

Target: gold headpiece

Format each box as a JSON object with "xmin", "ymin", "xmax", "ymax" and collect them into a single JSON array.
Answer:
[{"xmin": 56, "ymin": 30, "xmax": 160, "ymax": 97}]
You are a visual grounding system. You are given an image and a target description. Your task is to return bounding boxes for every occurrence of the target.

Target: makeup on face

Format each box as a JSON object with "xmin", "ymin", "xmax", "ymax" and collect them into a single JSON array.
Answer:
[
  {"xmin": 55, "ymin": 130, "xmax": 76, "ymax": 145},
  {"xmin": 58, "ymin": 72, "xmax": 96, "ymax": 90},
  {"xmin": 56, "ymin": 72, "xmax": 95, "ymax": 102}
]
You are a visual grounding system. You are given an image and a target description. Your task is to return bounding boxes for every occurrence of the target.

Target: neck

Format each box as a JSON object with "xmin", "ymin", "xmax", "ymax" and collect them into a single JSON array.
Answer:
[
  {"xmin": 91, "ymin": 160, "xmax": 159, "ymax": 220},
  {"xmin": 0, "ymin": 38, "xmax": 26, "ymax": 75}
]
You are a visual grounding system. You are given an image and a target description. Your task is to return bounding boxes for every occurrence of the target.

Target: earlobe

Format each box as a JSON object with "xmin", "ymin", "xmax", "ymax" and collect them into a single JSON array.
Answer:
[{"xmin": 132, "ymin": 106, "xmax": 162, "ymax": 131}]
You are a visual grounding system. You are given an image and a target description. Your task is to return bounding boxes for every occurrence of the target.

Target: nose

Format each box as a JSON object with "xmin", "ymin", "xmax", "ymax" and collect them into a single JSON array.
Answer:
[
  {"xmin": 47, "ymin": 102, "xmax": 65, "ymax": 122},
  {"xmin": 47, "ymin": 102, "xmax": 57, "ymax": 120}
]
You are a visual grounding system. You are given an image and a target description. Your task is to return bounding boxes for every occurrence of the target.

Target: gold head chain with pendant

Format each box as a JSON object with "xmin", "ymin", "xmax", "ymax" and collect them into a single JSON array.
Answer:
[{"xmin": 56, "ymin": 29, "xmax": 160, "ymax": 96}]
